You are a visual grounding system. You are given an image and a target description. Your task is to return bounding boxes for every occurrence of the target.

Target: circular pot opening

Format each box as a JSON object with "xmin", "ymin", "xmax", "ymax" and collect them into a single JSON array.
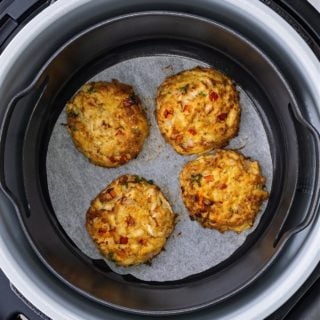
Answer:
[{"xmin": 1, "ymin": 11, "xmax": 319, "ymax": 315}]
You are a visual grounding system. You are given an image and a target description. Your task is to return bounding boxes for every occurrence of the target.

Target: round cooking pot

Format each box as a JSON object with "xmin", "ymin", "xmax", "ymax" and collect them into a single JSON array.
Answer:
[{"xmin": 0, "ymin": 1, "xmax": 320, "ymax": 319}]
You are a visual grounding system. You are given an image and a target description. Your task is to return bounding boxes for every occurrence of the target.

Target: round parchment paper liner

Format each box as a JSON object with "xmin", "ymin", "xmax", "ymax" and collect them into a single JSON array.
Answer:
[{"xmin": 46, "ymin": 56, "xmax": 272, "ymax": 281}]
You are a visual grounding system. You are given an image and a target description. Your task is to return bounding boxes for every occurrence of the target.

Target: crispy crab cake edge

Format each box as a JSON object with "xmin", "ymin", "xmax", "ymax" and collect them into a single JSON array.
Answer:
[
  {"xmin": 66, "ymin": 80, "xmax": 149, "ymax": 168},
  {"xmin": 156, "ymin": 66, "xmax": 241, "ymax": 155},
  {"xmin": 86, "ymin": 175, "xmax": 176, "ymax": 267},
  {"xmin": 179, "ymin": 150, "xmax": 269, "ymax": 233}
]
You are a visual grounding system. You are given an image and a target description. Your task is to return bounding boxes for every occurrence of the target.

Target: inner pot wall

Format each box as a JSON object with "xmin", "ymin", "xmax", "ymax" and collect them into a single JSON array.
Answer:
[{"xmin": 4, "ymin": 12, "xmax": 311, "ymax": 314}]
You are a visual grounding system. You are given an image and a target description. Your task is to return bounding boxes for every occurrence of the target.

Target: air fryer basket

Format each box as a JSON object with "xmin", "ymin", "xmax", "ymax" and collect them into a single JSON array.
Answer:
[{"xmin": 0, "ymin": 11, "xmax": 319, "ymax": 315}]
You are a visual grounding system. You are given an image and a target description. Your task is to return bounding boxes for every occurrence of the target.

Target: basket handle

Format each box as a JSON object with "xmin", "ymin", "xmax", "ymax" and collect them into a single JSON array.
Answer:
[
  {"xmin": 0, "ymin": 75, "xmax": 49, "ymax": 212},
  {"xmin": 273, "ymin": 103, "xmax": 320, "ymax": 247}
]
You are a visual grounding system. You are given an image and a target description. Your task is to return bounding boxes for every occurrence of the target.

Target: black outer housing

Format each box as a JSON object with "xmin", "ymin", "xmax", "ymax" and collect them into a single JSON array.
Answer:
[
  {"xmin": 0, "ymin": 0, "xmax": 53, "ymax": 54},
  {"xmin": 0, "ymin": 1, "xmax": 319, "ymax": 318},
  {"xmin": 267, "ymin": 262, "xmax": 320, "ymax": 320},
  {"xmin": 0, "ymin": 1, "xmax": 319, "ymax": 58},
  {"xmin": 0, "ymin": 270, "xmax": 46, "ymax": 320},
  {"xmin": 266, "ymin": 0, "xmax": 320, "ymax": 59}
]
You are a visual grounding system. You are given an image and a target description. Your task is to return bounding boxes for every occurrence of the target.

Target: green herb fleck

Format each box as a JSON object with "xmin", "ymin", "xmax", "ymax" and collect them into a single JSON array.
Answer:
[
  {"xmin": 179, "ymin": 84, "xmax": 189, "ymax": 94},
  {"xmin": 88, "ymin": 85, "xmax": 96, "ymax": 93},
  {"xmin": 198, "ymin": 91, "xmax": 207, "ymax": 97},
  {"xmin": 107, "ymin": 252, "xmax": 115, "ymax": 262},
  {"xmin": 67, "ymin": 109, "xmax": 80, "ymax": 118},
  {"xmin": 133, "ymin": 175, "xmax": 154, "ymax": 185},
  {"xmin": 191, "ymin": 173, "xmax": 202, "ymax": 186},
  {"xmin": 145, "ymin": 260, "xmax": 152, "ymax": 266},
  {"xmin": 134, "ymin": 175, "xmax": 144, "ymax": 183}
]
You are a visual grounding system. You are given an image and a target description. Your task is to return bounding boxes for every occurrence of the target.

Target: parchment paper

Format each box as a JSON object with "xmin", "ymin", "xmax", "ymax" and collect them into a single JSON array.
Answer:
[{"xmin": 46, "ymin": 56, "xmax": 272, "ymax": 281}]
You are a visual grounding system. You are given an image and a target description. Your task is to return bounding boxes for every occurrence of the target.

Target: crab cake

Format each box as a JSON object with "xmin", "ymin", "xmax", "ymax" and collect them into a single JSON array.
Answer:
[
  {"xmin": 156, "ymin": 67, "xmax": 240, "ymax": 155},
  {"xmin": 86, "ymin": 175, "xmax": 176, "ymax": 266},
  {"xmin": 179, "ymin": 150, "xmax": 268, "ymax": 233},
  {"xmin": 66, "ymin": 80, "xmax": 149, "ymax": 167}
]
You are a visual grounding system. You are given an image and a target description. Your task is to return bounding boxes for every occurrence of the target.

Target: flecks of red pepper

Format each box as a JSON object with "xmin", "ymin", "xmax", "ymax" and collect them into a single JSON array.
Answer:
[
  {"xmin": 175, "ymin": 134, "xmax": 184, "ymax": 142},
  {"xmin": 126, "ymin": 215, "xmax": 135, "ymax": 226},
  {"xmin": 117, "ymin": 250, "xmax": 126, "ymax": 258},
  {"xmin": 108, "ymin": 189, "xmax": 117, "ymax": 198},
  {"xmin": 204, "ymin": 175, "xmax": 214, "ymax": 182},
  {"xmin": 198, "ymin": 195, "xmax": 204, "ymax": 208},
  {"xmin": 218, "ymin": 113, "xmax": 228, "ymax": 121},
  {"xmin": 172, "ymin": 126, "xmax": 179, "ymax": 135},
  {"xmin": 109, "ymin": 156, "xmax": 118, "ymax": 163},
  {"xmin": 164, "ymin": 109, "xmax": 173, "ymax": 118},
  {"xmin": 98, "ymin": 228, "xmax": 107, "ymax": 235},
  {"xmin": 188, "ymin": 128, "xmax": 197, "ymax": 135},
  {"xmin": 209, "ymin": 91, "xmax": 219, "ymax": 101},
  {"xmin": 119, "ymin": 236, "xmax": 128, "ymax": 244},
  {"xmin": 183, "ymin": 104, "xmax": 190, "ymax": 112},
  {"xmin": 219, "ymin": 183, "xmax": 227, "ymax": 189},
  {"xmin": 119, "ymin": 154, "xmax": 129, "ymax": 163}
]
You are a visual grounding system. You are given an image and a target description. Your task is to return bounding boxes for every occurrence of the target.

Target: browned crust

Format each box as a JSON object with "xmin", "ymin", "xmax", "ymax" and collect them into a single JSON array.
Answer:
[
  {"xmin": 179, "ymin": 150, "xmax": 269, "ymax": 233},
  {"xmin": 156, "ymin": 67, "xmax": 240, "ymax": 155},
  {"xmin": 66, "ymin": 80, "xmax": 149, "ymax": 167},
  {"xmin": 86, "ymin": 175, "xmax": 176, "ymax": 266}
]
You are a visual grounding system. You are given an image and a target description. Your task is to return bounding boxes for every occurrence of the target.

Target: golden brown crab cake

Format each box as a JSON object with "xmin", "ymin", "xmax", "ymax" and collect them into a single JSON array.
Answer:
[
  {"xmin": 156, "ymin": 67, "xmax": 240, "ymax": 155},
  {"xmin": 86, "ymin": 175, "xmax": 176, "ymax": 266},
  {"xmin": 66, "ymin": 80, "xmax": 149, "ymax": 167},
  {"xmin": 179, "ymin": 150, "xmax": 268, "ymax": 233}
]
